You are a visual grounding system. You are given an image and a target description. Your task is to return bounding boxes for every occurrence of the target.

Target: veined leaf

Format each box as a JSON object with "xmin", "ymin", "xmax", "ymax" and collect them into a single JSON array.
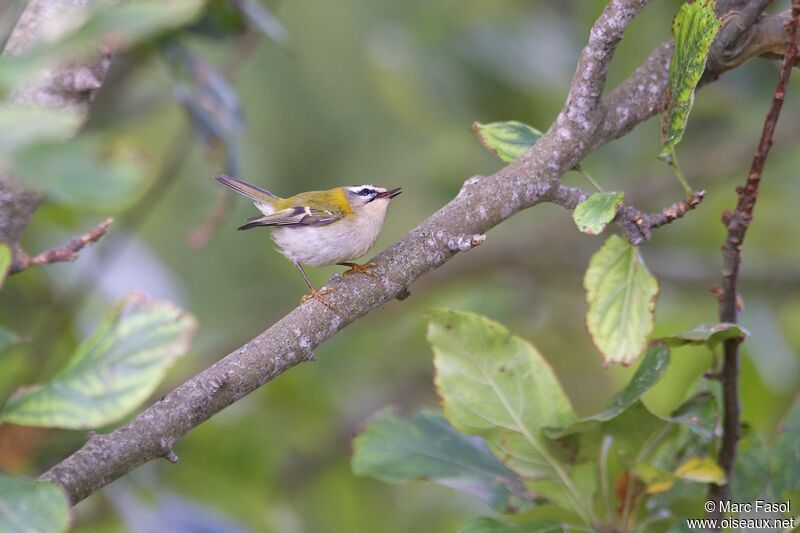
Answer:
[
  {"xmin": 458, "ymin": 517, "xmax": 564, "ymax": 533},
  {"xmin": 584, "ymin": 235, "xmax": 659, "ymax": 366},
  {"xmin": 472, "ymin": 121, "xmax": 543, "ymax": 163},
  {"xmin": 659, "ymin": 0, "xmax": 720, "ymax": 160},
  {"xmin": 428, "ymin": 310, "xmax": 576, "ymax": 480},
  {"xmin": 674, "ymin": 457, "xmax": 726, "ymax": 485},
  {"xmin": 352, "ymin": 408, "xmax": 531, "ymax": 513},
  {"xmin": 0, "ymin": 293, "xmax": 196, "ymax": 429},
  {"xmin": 572, "ymin": 191, "xmax": 624, "ymax": 235},
  {"xmin": 0, "ymin": 474, "xmax": 69, "ymax": 533},
  {"xmin": 0, "ymin": 243, "xmax": 11, "ymax": 289},
  {"xmin": 662, "ymin": 323, "xmax": 748, "ymax": 348}
]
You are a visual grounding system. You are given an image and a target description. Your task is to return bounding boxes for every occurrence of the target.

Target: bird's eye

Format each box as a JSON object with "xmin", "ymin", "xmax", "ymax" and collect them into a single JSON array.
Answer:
[{"xmin": 358, "ymin": 188, "xmax": 372, "ymax": 196}]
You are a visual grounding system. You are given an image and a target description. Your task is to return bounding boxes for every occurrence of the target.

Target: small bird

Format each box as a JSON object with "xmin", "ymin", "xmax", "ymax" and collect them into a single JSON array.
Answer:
[{"xmin": 216, "ymin": 175, "xmax": 401, "ymax": 308}]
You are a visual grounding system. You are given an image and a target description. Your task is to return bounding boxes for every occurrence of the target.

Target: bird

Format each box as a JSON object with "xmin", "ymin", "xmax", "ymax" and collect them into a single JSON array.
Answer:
[{"xmin": 216, "ymin": 175, "xmax": 401, "ymax": 309}]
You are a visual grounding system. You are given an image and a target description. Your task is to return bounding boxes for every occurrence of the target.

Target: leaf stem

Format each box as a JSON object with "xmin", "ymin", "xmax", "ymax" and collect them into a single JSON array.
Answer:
[
  {"xmin": 576, "ymin": 166, "xmax": 605, "ymax": 193},
  {"xmin": 668, "ymin": 148, "xmax": 693, "ymax": 198}
]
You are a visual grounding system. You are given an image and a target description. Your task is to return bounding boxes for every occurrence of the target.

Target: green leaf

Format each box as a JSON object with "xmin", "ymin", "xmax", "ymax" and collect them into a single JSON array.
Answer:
[
  {"xmin": 13, "ymin": 136, "xmax": 146, "ymax": 211},
  {"xmin": 528, "ymin": 462, "xmax": 596, "ymax": 512},
  {"xmin": 0, "ymin": 242, "xmax": 11, "ymax": 289},
  {"xmin": 472, "ymin": 121, "xmax": 543, "ymax": 163},
  {"xmin": 0, "ymin": 293, "xmax": 196, "ymax": 429},
  {"xmin": 601, "ymin": 344, "xmax": 670, "ymax": 419},
  {"xmin": 670, "ymin": 392, "xmax": 717, "ymax": 440},
  {"xmin": 458, "ymin": 517, "xmax": 564, "ymax": 533},
  {"xmin": 772, "ymin": 397, "xmax": 800, "ymax": 498},
  {"xmin": 427, "ymin": 310, "xmax": 577, "ymax": 480},
  {"xmin": 662, "ymin": 323, "xmax": 748, "ymax": 348},
  {"xmin": 659, "ymin": 0, "xmax": 720, "ymax": 160},
  {"xmin": 351, "ymin": 408, "xmax": 531, "ymax": 513},
  {"xmin": 0, "ymin": 107, "xmax": 82, "ymax": 153},
  {"xmin": 674, "ymin": 457, "xmax": 726, "ymax": 485},
  {"xmin": 594, "ymin": 401, "xmax": 669, "ymax": 470},
  {"xmin": 584, "ymin": 235, "xmax": 659, "ymax": 366},
  {"xmin": 572, "ymin": 191, "xmax": 624, "ymax": 235},
  {"xmin": 0, "ymin": 474, "xmax": 69, "ymax": 533}
]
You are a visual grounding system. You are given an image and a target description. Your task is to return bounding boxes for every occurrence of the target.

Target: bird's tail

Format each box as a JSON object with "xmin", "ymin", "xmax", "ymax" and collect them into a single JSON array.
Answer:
[{"xmin": 215, "ymin": 175, "xmax": 278, "ymax": 203}]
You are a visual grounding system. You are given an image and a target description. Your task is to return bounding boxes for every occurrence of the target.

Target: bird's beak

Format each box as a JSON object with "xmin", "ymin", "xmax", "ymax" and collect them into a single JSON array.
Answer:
[{"xmin": 376, "ymin": 188, "xmax": 402, "ymax": 200}]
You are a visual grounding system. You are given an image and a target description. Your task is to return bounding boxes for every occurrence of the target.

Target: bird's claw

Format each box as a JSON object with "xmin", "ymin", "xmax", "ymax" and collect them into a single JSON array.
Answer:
[
  {"xmin": 341, "ymin": 262, "xmax": 379, "ymax": 280},
  {"xmin": 300, "ymin": 287, "xmax": 336, "ymax": 311}
]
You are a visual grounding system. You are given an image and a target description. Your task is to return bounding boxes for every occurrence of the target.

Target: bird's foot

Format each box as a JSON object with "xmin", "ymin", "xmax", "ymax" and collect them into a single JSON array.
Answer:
[
  {"xmin": 339, "ymin": 262, "xmax": 379, "ymax": 280},
  {"xmin": 300, "ymin": 287, "xmax": 336, "ymax": 311}
]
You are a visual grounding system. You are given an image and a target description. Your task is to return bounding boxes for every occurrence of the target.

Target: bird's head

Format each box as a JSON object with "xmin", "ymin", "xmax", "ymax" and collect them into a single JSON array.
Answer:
[{"xmin": 345, "ymin": 185, "xmax": 402, "ymax": 216}]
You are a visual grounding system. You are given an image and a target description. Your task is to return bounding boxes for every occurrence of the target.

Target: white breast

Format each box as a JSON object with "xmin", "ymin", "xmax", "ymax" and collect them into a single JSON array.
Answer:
[{"xmin": 271, "ymin": 203, "xmax": 389, "ymax": 266}]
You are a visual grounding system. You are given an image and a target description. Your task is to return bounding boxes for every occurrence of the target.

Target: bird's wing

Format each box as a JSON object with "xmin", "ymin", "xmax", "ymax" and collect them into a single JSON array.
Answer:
[{"xmin": 237, "ymin": 205, "xmax": 342, "ymax": 230}]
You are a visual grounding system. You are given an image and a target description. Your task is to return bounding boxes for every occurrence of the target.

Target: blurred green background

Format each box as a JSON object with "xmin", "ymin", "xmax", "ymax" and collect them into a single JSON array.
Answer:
[{"xmin": 2, "ymin": 0, "xmax": 800, "ymax": 531}]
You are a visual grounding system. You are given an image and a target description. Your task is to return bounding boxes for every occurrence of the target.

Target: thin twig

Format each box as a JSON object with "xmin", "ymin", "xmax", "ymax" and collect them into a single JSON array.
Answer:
[
  {"xmin": 549, "ymin": 184, "xmax": 705, "ymax": 246},
  {"xmin": 707, "ymin": 0, "xmax": 800, "ymax": 520},
  {"xmin": 8, "ymin": 218, "xmax": 113, "ymax": 275}
]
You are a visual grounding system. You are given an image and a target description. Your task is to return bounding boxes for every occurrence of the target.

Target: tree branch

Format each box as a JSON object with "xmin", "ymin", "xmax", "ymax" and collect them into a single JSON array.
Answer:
[
  {"xmin": 707, "ymin": 0, "xmax": 800, "ymax": 519},
  {"xmin": 8, "ymin": 218, "xmax": 113, "ymax": 275},
  {"xmin": 37, "ymin": 0, "xmax": 797, "ymax": 506}
]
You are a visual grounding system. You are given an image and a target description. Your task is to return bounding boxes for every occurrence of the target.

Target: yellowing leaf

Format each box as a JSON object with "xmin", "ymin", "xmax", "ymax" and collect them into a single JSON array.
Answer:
[
  {"xmin": 634, "ymin": 463, "xmax": 676, "ymax": 495},
  {"xmin": 0, "ymin": 293, "xmax": 196, "ymax": 429},
  {"xmin": 472, "ymin": 121, "xmax": 543, "ymax": 163},
  {"xmin": 584, "ymin": 236, "xmax": 659, "ymax": 366},
  {"xmin": 572, "ymin": 191, "xmax": 624, "ymax": 235},
  {"xmin": 659, "ymin": 0, "xmax": 720, "ymax": 160},
  {"xmin": 675, "ymin": 457, "xmax": 726, "ymax": 485}
]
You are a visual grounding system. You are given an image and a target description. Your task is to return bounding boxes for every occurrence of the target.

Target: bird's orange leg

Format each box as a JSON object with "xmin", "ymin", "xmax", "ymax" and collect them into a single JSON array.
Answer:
[
  {"xmin": 338, "ymin": 262, "xmax": 378, "ymax": 280},
  {"xmin": 294, "ymin": 262, "xmax": 337, "ymax": 311}
]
